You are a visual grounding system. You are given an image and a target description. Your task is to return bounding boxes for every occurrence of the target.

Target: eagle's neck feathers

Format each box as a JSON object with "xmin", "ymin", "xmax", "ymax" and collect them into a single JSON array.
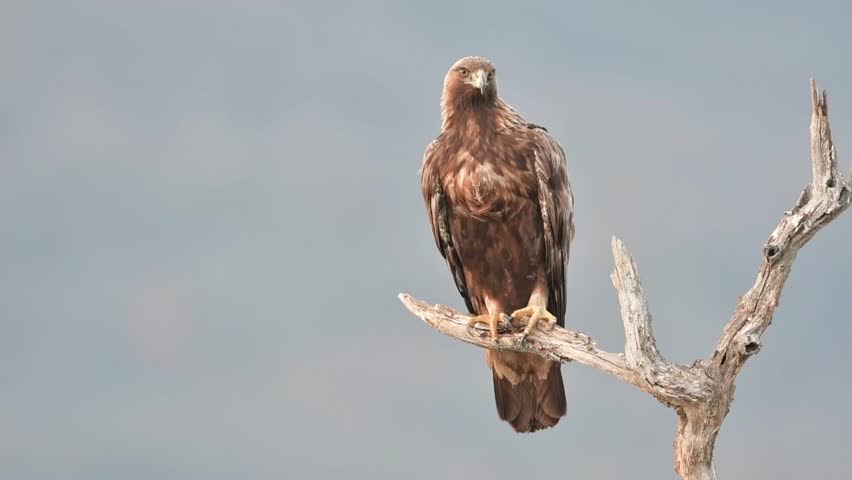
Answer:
[{"xmin": 440, "ymin": 96, "xmax": 524, "ymax": 135}]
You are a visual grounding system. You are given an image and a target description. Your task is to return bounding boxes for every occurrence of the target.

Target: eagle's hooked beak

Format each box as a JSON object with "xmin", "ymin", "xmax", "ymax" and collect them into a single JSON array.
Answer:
[{"xmin": 470, "ymin": 69, "xmax": 488, "ymax": 95}]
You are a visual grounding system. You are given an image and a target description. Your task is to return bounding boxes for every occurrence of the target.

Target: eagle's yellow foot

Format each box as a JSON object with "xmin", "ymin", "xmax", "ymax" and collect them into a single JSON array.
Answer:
[
  {"xmin": 511, "ymin": 306, "xmax": 557, "ymax": 339},
  {"xmin": 467, "ymin": 312, "xmax": 512, "ymax": 340}
]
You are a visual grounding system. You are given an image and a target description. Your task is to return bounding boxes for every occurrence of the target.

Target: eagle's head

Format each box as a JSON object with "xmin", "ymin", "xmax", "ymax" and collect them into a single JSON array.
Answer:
[{"xmin": 442, "ymin": 56, "xmax": 498, "ymax": 107}]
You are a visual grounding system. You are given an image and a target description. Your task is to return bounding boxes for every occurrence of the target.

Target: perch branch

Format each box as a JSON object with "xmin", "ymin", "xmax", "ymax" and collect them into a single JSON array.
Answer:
[
  {"xmin": 398, "ymin": 293, "xmax": 631, "ymax": 379},
  {"xmin": 399, "ymin": 292, "xmax": 712, "ymax": 406},
  {"xmin": 400, "ymin": 79, "xmax": 850, "ymax": 480}
]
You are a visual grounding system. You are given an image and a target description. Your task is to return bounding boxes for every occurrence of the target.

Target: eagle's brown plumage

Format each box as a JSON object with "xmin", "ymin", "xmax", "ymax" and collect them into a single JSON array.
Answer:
[{"xmin": 420, "ymin": 56, "xmax": 574, "ymax": 433}]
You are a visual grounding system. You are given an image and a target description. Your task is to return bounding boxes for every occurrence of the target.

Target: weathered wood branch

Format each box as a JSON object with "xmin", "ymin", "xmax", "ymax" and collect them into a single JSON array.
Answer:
[
  {"xmin": 398, "ymin": 291, "xmax": 713, "ymax": 406},
  {"xmin": 400, "ymin": 79, "xmax": 850, "ymax": 480},
  {"xmin": 398, "ymin": 293, "xmax": 632, "ymax": 380}
]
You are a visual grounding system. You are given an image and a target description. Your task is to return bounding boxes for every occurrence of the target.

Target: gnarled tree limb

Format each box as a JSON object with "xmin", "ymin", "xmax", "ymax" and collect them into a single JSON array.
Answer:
[{"xmin": 400, "ymin": 79, "xmax": 850, "ymax": 480}]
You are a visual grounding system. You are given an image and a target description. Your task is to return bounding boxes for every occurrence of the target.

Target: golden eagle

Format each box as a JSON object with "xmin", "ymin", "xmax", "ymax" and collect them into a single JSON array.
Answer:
[{"xmin": 420, "ymin": 56, "xmax": 574, "ymax": 433}]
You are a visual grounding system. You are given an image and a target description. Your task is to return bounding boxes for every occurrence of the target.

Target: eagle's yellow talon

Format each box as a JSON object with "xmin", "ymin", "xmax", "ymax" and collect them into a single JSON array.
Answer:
[
  {"xmin": 468, "ymin": 312, "xmax": 510, "ymax": 340},
  {"xmin": 511, "ymin": 306, "xmax": 558, "ymax": 337}
]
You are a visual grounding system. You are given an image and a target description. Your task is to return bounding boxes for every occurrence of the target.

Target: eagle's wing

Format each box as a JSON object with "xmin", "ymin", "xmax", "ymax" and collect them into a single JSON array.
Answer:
[
  {"xmin": 420, "ymin": 139, "xmax": 476, "ymax": 313},
  {"xmin": 529, "ymin": 126, "xmax": 574, "ymax": 327}
]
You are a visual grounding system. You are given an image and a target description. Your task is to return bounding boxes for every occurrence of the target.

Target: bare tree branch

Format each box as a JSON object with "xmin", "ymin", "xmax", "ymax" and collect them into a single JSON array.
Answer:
[
  {"xmin": 399, "ymin": 292, "xmax": 712, "ymax": 406},
  {"xmin": 712, "ymin": 79, "xmax": 850, "ymax": 372},
  {"xmin": 400, "ymin": 79, "xmax": 850, "ymax": 480},
  {"xmin": 611, "ymin": 238, "xmax": 661, "ymax": 369},
  {"xmin": 398, "ymin": 293, "xmax": 632, "ymax": 380}
]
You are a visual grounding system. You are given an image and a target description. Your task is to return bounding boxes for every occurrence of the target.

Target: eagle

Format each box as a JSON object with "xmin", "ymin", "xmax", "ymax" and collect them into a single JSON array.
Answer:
[{"xmin": 419, "ymin": 56, "xmax": 574, "ymax": 433}]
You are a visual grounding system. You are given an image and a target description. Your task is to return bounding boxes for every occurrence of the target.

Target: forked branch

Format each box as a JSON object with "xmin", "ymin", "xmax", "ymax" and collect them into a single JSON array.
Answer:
[{"xmin": 400, "ymin": 79, "xmax": 850, "ymax": 480}]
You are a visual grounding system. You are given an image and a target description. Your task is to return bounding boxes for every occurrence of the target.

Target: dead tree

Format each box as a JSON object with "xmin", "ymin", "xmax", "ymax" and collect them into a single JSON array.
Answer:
[{"xmin": 399, "ymin": 79, "xmax": 850, "ymax": 480}]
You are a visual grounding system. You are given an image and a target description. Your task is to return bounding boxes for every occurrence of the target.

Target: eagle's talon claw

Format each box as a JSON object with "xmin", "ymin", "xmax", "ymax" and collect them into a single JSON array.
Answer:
[
  {"xmin": 511, "ymin": 305, "xmax": 558, "ymax": 337},
  {"xmin": 467, "ymin": 312, "xmax": 511, "ymax": 340}
]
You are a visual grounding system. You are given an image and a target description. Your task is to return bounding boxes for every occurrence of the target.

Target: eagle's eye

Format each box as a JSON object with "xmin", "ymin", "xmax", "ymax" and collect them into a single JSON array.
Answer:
[
  {"xmin": 458, "ymin": 68, "xmax": 469, "ymax": 77},
  {"xmin": 487, "ymin": 70, "xmax": 495, "ymax": 79}
]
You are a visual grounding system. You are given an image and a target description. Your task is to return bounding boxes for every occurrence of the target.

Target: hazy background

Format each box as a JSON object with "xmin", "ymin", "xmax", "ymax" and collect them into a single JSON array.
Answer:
[{"xmin": 3, "ymin": 1, "xmax": 852, "ymax": 479}]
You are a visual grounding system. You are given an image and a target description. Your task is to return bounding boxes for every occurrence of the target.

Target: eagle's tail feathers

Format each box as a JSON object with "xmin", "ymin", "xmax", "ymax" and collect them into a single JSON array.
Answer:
[{"xmin": 492, "ymin": 362, "xmax": 566, "ymax": 433}]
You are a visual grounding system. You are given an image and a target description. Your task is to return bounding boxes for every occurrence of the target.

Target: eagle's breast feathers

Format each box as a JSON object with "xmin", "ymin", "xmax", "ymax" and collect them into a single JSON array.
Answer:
[{"xmin": 439, "ymin": 135, "xmax": 538, "ymax": 220}]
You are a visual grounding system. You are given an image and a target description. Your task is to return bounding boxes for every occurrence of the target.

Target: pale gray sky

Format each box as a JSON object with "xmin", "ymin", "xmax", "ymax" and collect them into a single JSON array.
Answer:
[{"xmin": 2, "ymin": 1, "xmax": 852, "ymax": 479}]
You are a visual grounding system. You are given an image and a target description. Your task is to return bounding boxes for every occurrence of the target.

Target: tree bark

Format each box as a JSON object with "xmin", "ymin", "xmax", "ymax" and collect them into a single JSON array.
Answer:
[{"xmin": 399, "ymin": 79, "xmax": 850, "ymax": 479}]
